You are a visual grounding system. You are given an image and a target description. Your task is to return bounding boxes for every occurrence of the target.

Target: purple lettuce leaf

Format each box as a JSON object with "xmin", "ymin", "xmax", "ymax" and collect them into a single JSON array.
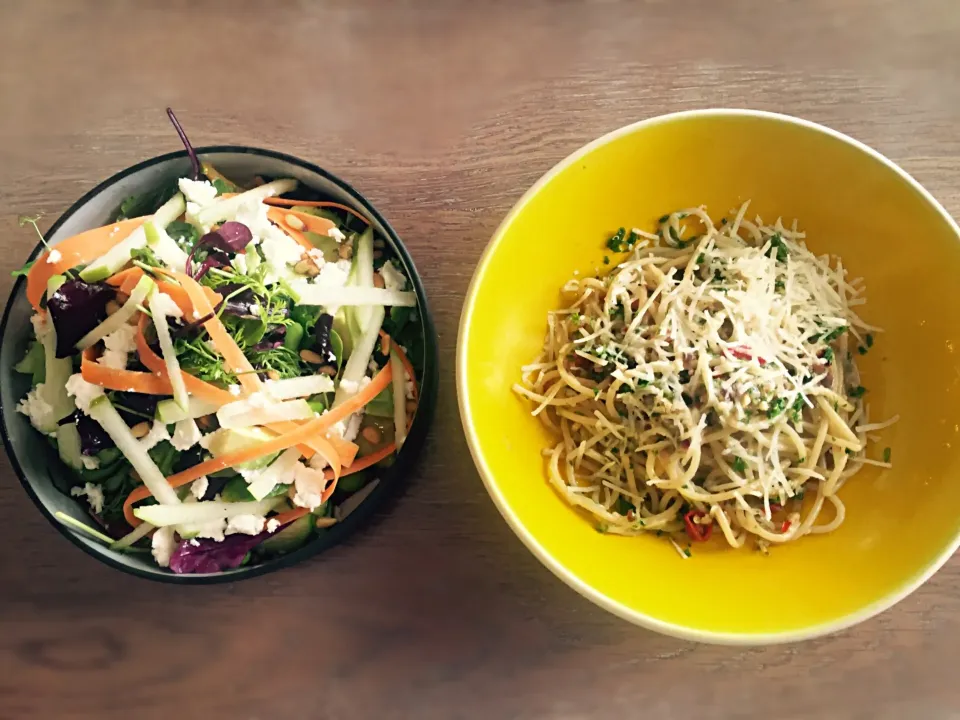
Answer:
[
  {"xmin": 251, "ymin": 325, "xmax": 286, "ymax": 352},
  {"xmin": 169, "ymin": 530, "xmax": 270, "ymax": 574},
  {"xmin": 76, "ymin": 414, "xmax": 115, "ymax": 455},
  {"xmin": 185, "ymin": 222, "xmax": 253, "ymax": 280},
  {"xmin": 47, "ymin": 279, "xmax": 115, "ymax": 357}
]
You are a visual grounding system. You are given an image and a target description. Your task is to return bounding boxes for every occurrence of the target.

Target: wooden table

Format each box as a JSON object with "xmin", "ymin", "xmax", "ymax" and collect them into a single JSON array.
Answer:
[{"xmin": 2, "ymin": 1, "xmax": 959, "ymax": 718}]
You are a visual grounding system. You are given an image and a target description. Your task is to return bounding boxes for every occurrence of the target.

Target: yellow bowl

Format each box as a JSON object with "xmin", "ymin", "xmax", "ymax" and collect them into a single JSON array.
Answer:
[{"xmin": 457, "ymin": 110, "xmax": 960, "ymax": 643}]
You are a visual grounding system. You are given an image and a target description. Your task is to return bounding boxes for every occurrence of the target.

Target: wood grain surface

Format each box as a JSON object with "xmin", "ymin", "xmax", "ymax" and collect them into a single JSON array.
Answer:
[{"xmin": 2, "ymin": 1, "xmax": 959, "ymax": 718}]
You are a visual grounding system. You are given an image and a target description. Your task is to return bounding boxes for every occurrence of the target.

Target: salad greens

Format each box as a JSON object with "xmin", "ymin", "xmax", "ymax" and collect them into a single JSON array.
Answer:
[{"xmin": 12, "ymin": 109, "xmax": 422, "ymax": 574}]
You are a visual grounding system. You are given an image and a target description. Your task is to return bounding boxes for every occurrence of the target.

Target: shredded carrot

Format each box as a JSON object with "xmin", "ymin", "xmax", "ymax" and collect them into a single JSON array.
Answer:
[
  {"xmin": 105, "ymin": 267, "xmax": 142, "ymax": 290},
  {"xmin": 120, "ymin": 274, "xmax": 141, "ymax": 296},
  {"xmin": 135, "ymin": 316, "xmax": 235, "ymax": 405},
  {"xmin": 154, "ymin": 268, "xmax": 262, "ymax": 394},
  {"xmin": 106, "ymin": 268, "xmax": 221, "ymax": 316},
  {"xmin": 122, "ymin": 363, "xmax": 394, "ymax": 525},
  {"xmin": 269, "ymin": 207, "xmax": 336, "ymax": 237},
  {"xmin": 265, "ymin": 207, "xmax": 314, "ymax": 252},
  {"xmin": 26, "ymin": 217, "xmax": 147, "ymax": 310},
  {"xmin": 263, "ymin": 197, "xmax": 371, "ymax": 226},
  {"xmin": 266, "ymin": 421, "xmax": 359, "ymax": 466},
  {"xmin": 82, "ymin": 353, "xmax": 176, "ymax": 395}
]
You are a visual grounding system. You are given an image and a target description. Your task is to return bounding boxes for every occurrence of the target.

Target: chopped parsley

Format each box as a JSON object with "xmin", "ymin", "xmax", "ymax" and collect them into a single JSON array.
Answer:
[
  {"xmin": 767, "ymin": 396, "xmax": 787, "ymax": 419},
  {"xmin": 822, "ymin": 347, "xmax": 834, "ymax": 364},
  {"xmin": 603, "ymin": 255, "xmax": 610, "ymax": 265},
  {"xmin": 858, "ymin": 345, "xmax": 868, "ymax": 355},
  {"xmin": 822, "ymin": 325, "xmax": 847, "ymax": 342},
  {"xmin": 604, "ymin": 228, "xmax": 643, "ymax": 253},
  {"xmin": 883, "ymin": 447, "xmax": 891, "ymax": 463},
  {"xmin": 683, "ymin": 548, "xmax": 692, "ymax": 558},
  {"xmin": 866, "ymin": 333, "xmax": 874, "ymax": 348},
  {"xmin": 790, "ymin": 395, "xmax": 805, "ymax": 423},
  {"xmin": 732, "ymin": 457, "xmax": 747, "ymax": 473},
  {"xmin": 595, "ymin": 522, "xmax": 609, "ymax": 534},
  {"xmin": 570, "ymin": 312, "xmax": 581, "ymax": 324},
  {"xmin": 696, "ymin": 253, "xmax": 705, "ymax": 264},
  {"xmin": 658, "ymin": 214, "xmax": 669, "ymax": 223},
  {"xmin": 766, "ymin": 233, "xmax": 789, "ymax": 263},
  {"xmin": 848, "ymin": 385, "xmax": 867, "ymax": 399}
]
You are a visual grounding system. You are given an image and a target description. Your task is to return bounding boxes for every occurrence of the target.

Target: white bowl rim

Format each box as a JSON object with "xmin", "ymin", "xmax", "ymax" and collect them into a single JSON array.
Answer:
[{"xmin": 456, "ymin": 108, "xmax": 960, "ymax": 645}]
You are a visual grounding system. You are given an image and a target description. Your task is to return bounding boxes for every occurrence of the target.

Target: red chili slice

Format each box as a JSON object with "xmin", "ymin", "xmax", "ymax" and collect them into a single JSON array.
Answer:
[
  {"xmin": 683, "ymin": 510, "xmax": 713, "ymax": 542},
  {"xmin": 729, "ymin": 345, "xmax": 768, "ymax": 365}
]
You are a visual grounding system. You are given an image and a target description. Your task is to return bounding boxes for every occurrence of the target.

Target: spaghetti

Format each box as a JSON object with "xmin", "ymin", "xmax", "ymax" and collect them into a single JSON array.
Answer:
[{"xmin": 515, "ymin": 204, "xmax": 896, "ymax": 555}]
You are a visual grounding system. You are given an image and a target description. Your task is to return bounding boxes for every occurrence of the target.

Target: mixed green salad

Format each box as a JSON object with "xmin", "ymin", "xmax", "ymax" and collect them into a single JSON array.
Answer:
[{"xmin": 12, "ymin": 112, "xmax": 423, "ymax": 573}]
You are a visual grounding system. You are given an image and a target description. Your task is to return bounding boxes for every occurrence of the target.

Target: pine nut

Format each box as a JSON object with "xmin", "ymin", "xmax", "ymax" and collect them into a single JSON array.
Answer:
[
  {"xmin": 338, "ymin": 243, "xmax": 353, "ymax": 260},
  {"xmin": 267, "ymin": 370, "xmax": 280, "ymax": 381},
  {"xmin": 105, "ymin": 300, "xmax": 121, "ymax": 316},
  {"xmin": 315, "ymin": 516, "xmax": 337, "ymax": 529},
  {"xmin": 294, "ymin": 259, "xmax": 319, "ymax": 277},
  {"xmin": 130, "ymin": 422, "xmax": 150, "ymax": 439},
  {"xmin": 373, "ymin": 273, "xmax": 385, "ymax": 289},
  {"xmin": 300, "ymin": 349, "xmax": 324, "ymax": 364},
  {"xmin": 361, "ymin": 425, "xmax": 382, "ymax": 444},
  {"xmin": 319, "ymin": 364, "xmax": 337, "ymax": 376},
  {"xmin": 285, "ymin": 213, "xmax": 305, "ymax": 231}
]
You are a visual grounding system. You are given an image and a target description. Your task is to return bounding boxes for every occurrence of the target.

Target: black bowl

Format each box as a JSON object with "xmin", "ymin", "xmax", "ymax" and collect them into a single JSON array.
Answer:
[{"xmin": 0, "ymin": 147, "xmax": 438, "ymax": 583}]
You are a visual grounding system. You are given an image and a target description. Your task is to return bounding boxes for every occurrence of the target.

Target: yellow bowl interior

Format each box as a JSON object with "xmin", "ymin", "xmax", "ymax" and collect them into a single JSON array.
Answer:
[{"xmin": 458, "ymin": 111, "xmax": 960, "ymax": 642}]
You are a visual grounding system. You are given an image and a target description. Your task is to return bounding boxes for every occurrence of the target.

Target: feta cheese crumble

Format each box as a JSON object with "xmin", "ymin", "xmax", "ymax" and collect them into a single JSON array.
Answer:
[
  {"xmin": 17, "ymin": 385, "xmax": 54, "ymax": 431},
  {"xmin": 151, "ymin": 526, "xmax": 177, "ymax": 568},
  {"xmin": 171, "ymin": 418, "xmax": 202, "ymax": 450},
  {"xmin": 178, "ymin": 178, "xmax": 219, "ymax": 207},
  {"xmin": 190, "ymin": 475, "xmax": 209, "ymax": 499},
  {"xmin": 98, "ymin": 324, "xmax": 137, "ymax": 370},
  {"xmin": 71, "ymin": 482, "xmax": 105, "ymax": 514},
  {"xmin": 226, "ymin": 514, "xmax": 266, "ymax": 536},
  {"xmin": 65, "ymin": 374, "xmax": 105, "ymax": 414}
]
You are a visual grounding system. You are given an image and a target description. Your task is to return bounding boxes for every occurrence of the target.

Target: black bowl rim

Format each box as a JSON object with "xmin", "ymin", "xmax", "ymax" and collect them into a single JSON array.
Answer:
[{"xmin": 0, "ymin": 145, "xmax": 439, "ymax": 584}]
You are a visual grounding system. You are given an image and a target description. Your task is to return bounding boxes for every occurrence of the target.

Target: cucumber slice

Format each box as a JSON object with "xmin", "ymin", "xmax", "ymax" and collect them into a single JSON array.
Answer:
[
  {"xmin": 205, "ymin": 427, "xmax": 279, "ymax": 471},
  {"xmin": 56, "ymin": 424, "xmax": 84, "ymax": 470},
  {"xmin": 149, "ymin": 290, "xmax": 189, "ymax": 410},
  {"xmin": 303, "ymin": 231, "xmax": 339, "ymax": 262},
  {"xmin": 217, "ymin": 398, "xmax": 314, "ymax": 429},
  {"xmin": 156, "ymin": 397, "xmax": 220, "ymax": 424},
  {"xmin": 80, "ymin": 193, "xmax": 185, "ymax": 282},
  {"xmin": 133, "ymin": 497, "xmax": 282, "ymax": 527},
  {"xmin": 246, "ymin": 447, "xmax": 301, "ymax": 501},
  {"xmin": 294, "ymin": 286, "xmax": 416, "ymax": 308},
  {"xmin": 333, "ymin": 305, "xmax": 385, "ymax": 409},
  {"xmin": 76, "ymin": 275, "xmax": 155, "ymax": 350},
  {"xmin": 40, "ymin": 281, "xmax": 76, "ymax": 430},
  {"xmin": 259, "ymin": 515, "xmax": 312, "ymax": 556},
  {"xmin": 143, "ymin": 220, "xmax": 188, "ymax": 272},
  {"xmin": 87, "ymin": 395, "xmax": 181, "ymax": 506},
  {"xmin": 196, "ymin": 179, "xmax": 297, "ymax": 227}
]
